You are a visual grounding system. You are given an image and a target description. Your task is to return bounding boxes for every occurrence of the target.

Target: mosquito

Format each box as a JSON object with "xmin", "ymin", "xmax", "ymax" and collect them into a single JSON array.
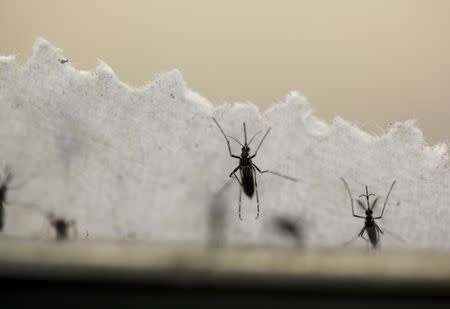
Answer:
[
  {"xmin": 213, "ymin": 117, "xmax": 297, "ymax": 220},
  {"xmin": 341, "ymin": 178, "xmax": 396, "ymax": 248},
  {"xmin": 46, "ymin": 212, "xmax": 77, "ymax": 241},
  {"xmin": 0, "ymin": 167, "xmax": 13, "ymax": 232},
  {"xmin": 272, "ymin": 215, "xmax": 303, "ymax": 244},
  {"xmin": 0, "ymin": 165, "xmax": 45, "ymax": 232}
]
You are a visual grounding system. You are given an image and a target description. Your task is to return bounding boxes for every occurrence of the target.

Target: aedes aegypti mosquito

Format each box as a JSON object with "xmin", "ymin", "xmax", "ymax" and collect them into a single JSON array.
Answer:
[
  {"xmin": 341, "ymin": 178, "xmax": 396, "ymax": 248},
  {"xmin": 213, "ymin": 117, "xmax": 297, "ymax": 220}
]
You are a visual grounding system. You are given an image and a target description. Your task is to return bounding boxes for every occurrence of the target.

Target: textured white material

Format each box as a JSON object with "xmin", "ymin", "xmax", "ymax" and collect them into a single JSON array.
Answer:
[{"xmin": 0, "ymin": 38, "xmax": 449, "ymax": 251}]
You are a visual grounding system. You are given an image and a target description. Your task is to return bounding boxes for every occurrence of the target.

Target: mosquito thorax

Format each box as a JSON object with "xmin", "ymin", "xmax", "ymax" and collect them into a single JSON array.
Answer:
[{"xmin": 241, "ymin": 146, "xmax": 250, "ymax": 157}]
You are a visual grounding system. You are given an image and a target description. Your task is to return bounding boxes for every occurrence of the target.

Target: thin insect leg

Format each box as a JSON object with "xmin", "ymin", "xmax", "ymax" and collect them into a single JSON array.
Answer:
[
  {"xmin": 374, "ymin": 180, "xmax": 397, "ymax": 219},
  {"xmin": 252, "ymin": 163, "xmax": 298, "ymax": 182},
  {"xmin": 233, "ymin": 173, "xmax": 242, "ymax": 186},
  {"xmin": 249, "ymin": 127, "xmax": 271, "ymax": 158},
  {"xmin": 358, "ymin": 226, "xmax": 366, "ymax": 237},
  {"xmin": 0, "ymin": 204, "xmax": 4, "ymax": 231},
  {"xmin": 341, "ymin": 233, "xmax": 359, "ymax": 248},
  {"xmin": 230, "ymin": 169, "xmax": 242, "ymax": 186},
  {"xmin": 341, "ymin": 178, "xmax": 365, "ymax": 218},
  {"xmin": 226, "ymin": 135, "xmax": 244, "ymax": 147},
  {"xmin": 229, "ymin": 165, "xmax": 240, "ymax": 178},
  {"xmin": 212, "ymin": 117, "xmax": 240, "ymax": 159},
  {"xmin": 253, "ymin": 167, "xmax": 260, "ymax": 219},
  {"xmin": 375, "ymin": 223, "xmax": 384, "ymax": 234},
  {"xmin": 238, "ymin": 186, "xmax": 243, "ymax": 221}
]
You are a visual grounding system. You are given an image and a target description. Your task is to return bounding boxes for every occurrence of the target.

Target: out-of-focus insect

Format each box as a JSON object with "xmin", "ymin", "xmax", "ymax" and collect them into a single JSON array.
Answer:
[
  {"xmin": 0, "ymin": 167, "xmax": 13, "ymax": 232},
  {"xmin": 341, "ymin": 178, "xmax": 396, "ymax": 248},
  {"xmin": 213, "ymin": 117, "xmax": 297, "ymax": 220},
  {"xmin": 0, "ymin": 166, "xmax": 46, "ymax": 232},
  {"xmin": 59, "ymin": 58, "xmax": 69, "ymax": 64},
  {"xmin": 272, "ymin": 215, "xmax": 304, "ymax": 247},
  {"xmin": 46, "ymin": 212, "xmax": 77, "ymax": 241}
]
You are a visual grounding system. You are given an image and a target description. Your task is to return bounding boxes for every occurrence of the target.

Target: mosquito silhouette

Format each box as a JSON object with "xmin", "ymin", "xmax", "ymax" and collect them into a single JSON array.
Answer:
[
  {"xmin": 46, "ymin": 212, "xmax": 77, "ymax": 241},
  {"xmin": 0, "ymin": 167, "xmax": 13, "ymax": 232},
  {"xmin": 341, "ymin": 178, "xmax": 396, "ymax": 248},
  {"xmin": 213, "ymin": 117, "xmax": 297, "ymax": 220},
  {"xmin": 0, "ymin": 165, "xmax": 46, "ymax": 232}
]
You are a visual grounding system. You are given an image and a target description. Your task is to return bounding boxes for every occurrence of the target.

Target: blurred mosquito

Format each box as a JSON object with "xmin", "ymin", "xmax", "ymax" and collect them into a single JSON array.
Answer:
[
  {"xmin": 272, "ymin": 215, "xmax": 304, "ymax": 247},
  {"xmin": 213, "ymin": 117, "xmax": 297, "ymax": 220},
  {"xmin": 341, "ymin": 178, "xmax": 396, "ymax": 248},
  {"xmin": 59, "ymin": 58, "xmax": 69, "ymax": 64},
  {"xmin": 0, "ymin": 166, "xmax": 37, "ymax": 232},
  {"xmin": 46, "ymin": 212, "xmax": 77, "ymax": 241},
  {"xmin": 0, "ymin": 167, "xmax": 13, "ymax": 232}
]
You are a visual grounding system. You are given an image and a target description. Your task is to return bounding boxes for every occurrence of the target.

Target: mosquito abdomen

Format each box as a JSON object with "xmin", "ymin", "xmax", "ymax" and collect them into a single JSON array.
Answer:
[{"xmin": 241, "ymin": 167, "xmax": 255, "ymax": 197}]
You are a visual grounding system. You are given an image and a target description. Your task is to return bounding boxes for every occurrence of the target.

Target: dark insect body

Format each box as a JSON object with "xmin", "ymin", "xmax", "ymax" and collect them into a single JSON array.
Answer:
[
  {"xmin": 59, "ymin": 58, "xmax": 69, "ymax": 64},
  {"xmin": 47, "ymin": 213, "xmax": 77, "ymax": 241},
  {"xmin": 213, "ymin": 117, "xmax": 297, "ymax": 220},
  {"xmin": 272, "ymin": 215, "xmax": 304, "ymax": 243},
  {"xmin": 341, "ymin": 178, "xmax": 396, "ymax": 248},
  {"xmin": 0, "ymin": 168, "xmax": 13, "ymax": 231}
]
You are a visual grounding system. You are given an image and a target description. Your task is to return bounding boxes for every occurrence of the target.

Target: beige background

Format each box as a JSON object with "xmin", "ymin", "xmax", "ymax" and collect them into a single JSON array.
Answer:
[{"xmin": 1, "ymin": 0, "xmax": 449, "ymax": 144}]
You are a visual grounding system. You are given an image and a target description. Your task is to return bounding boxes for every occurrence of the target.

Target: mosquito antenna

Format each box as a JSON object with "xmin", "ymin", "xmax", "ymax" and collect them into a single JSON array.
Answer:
[
  {"xmin": 248, "ymin": 130, "xmax": 263, "ymax": 146},
  {"xmin": 340, "ymin": 178, "xmax": 356, "ymax": 216},
  {"xmin": 226, "ymin": 135, "xmax": 244, "ymax": 147},
  {"xmin": 212, "ymin": 117, "xmax": 229, "ymax": 142},
  {"xmin": 253, "ymin": 127, "xmax": 271, "ymax": 156},
  {"xmin": 376, "ymin": 180, "xmax": 396, "ymax": 219},
  {"xmin": 243, "ymin": 122, "xmax": 247, "ymax": 145}
]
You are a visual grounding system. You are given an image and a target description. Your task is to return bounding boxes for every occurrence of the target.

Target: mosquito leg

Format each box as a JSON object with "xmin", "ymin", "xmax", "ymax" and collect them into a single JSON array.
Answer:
[
  {"xmin": 374, "ymin": 180, "xmax": 397, "ymax": 219},
  {"xmin": 254, "ymin": 167, "xmax": 260, "ymax": 219},
  {"xmin": 252, "ymin": 163, "xmax": 298, "ymax": 182},
  {"xmin": 238, "ymin": 186, "xmax": 243, "ymax": 221},
  {"xmin": 212, "ymin": 117, "xmax": 240, "ymax": 159},
  {"xmin": 358, "ymin": 226, "xmax": 366, "ymax": 237},
  {"xmin": 252, "ymin": 163, "xmax": 267, "ymax": 173},
  {"xmin": 375, "ymin": 223, "xmax": 384, "ymax": 234},
  {"xmin": 229, "ymin": 166, "xmax": 240, "ymax": 178},
  {"xmin": 0, "ymin": 204, "xmax": 4, "ymax": 231},
  {"xmin": 231, "ymin": 173, "xmax": 242, "ymax": 186}
]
